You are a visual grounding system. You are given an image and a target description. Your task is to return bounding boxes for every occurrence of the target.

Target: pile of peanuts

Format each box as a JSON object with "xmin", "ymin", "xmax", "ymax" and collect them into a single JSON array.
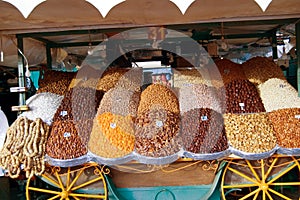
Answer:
[
  {"xmin": 173, "ymin": 68, "xmax": 211, "ymax": 87},
  {"xmin": 268, "ymin": 108, "xmax": 300, "ymax": 148},
  {"xmin": 179, "ymin": 84, "xmax": 223, "ymax": 113},
  {"xmin": 224, "ymin": 113, "xmax": 277, "ymax": 153},
  {"xmin": 135, "ymin": 108, "xmax": 181, "ymax": 157},
  {"xmin": 181, "ymin": 108, "xmax": 228, "ymax": 154},
  {"xmin": 96, "ymin": 67, "xmax": 130, "ymax": 92},
  {"xmin": 0, "ymin": 117, "xmax": 49, "ymax": 178},
  {"xmin": 97, "ymin": 88, "xmax": 140, "ymax": 118},
  {"xmin": 258, "ymin": 78, "xmax": 300, "ymax": 112},
  {"xmin": 242, "ymin": 56, "xmax": 286, "ymax": 84},
  {"xmin": 46, "ymin": 120, "xmax": 87, "ymax": 159},
  {"xmin": 223, "ymin": 80, "xmax": 265, "ymax": 114},
  {"xmin": 214, "ymin": 58, "xmax": 247, "ymax": 85},
  {"xmin": 69, "ymin": 65, "xmax": 104, "ymax": 89},
  {"xmin": 138, "ymin": 84, "xmax": 179, "ymax": 114},
  {"xmin": 37, "ymin": 70, "xmax": 76, "ymax": 95}
]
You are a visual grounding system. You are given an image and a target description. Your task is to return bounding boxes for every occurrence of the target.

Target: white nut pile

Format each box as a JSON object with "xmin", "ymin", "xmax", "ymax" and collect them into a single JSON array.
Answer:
[
  {"xmin": 179, "ymin": 84, "xmax": 223, "ymax": 113},
  {"xmin": 258, "ymin": 78, "xmax": 300, "ymax": 112},
  {"xmin": 20, "ymin": 93, "xmax": 64, "ymax": 125},
  {"xmin": 173, "ymin": 68, "xmax": 212, "ymax": 88}
]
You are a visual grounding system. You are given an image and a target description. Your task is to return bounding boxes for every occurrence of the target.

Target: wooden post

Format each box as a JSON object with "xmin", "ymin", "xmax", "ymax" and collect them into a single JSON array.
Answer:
[
  {"xmin": 16, "ymin": 36, "xmax": 26, "ymax": 107},
  {"xmin": 296, "ymin": 22, "xmax": 300, "ymax": 96}
]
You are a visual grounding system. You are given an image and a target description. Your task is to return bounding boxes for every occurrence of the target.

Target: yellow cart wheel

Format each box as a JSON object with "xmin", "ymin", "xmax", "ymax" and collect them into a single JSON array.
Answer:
[
  {"xmin": 221, "ymin": 155, "xmax": 300, "ymax": 200},
  {"xmin": 26, "ymin": 162, "xmax": 109, "ymax": 200}
]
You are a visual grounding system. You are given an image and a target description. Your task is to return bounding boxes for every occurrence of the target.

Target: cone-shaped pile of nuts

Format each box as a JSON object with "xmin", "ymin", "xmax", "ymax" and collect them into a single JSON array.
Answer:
[
  {"xmin": 89, "ymin": 68, "xmax": 142, "ymax": 158},
  {"xmin": 224, "ymin": 113, "xmax": 277, "ymax": 153},
  {"xmin": 135, "ymin": 84, "xmax": 181, "ymax": 157},
  {"xmin": 214, "ymin": 58, "xmax": 247, "ymax": 85},
  {"xmin": 268, "ymin": 108, "xmax": 300, "ymax": 149},
  {"xmin": 242, "ymin": 56, "xmax": 286, "ymax": 85},
  {"xmin": 37, "ymin": 70, "xmax": 76, "ymax": 95},
  {"xmin": 258, "ymin": 78, "xmax": 300, "ymax": 112},
  {"xmin": 47, "ymin": 87, "xmax": 104, "ymax": 159},
  {"xmin": 181, "ymin": 108, "xmax": 228, "ymax": 154}
]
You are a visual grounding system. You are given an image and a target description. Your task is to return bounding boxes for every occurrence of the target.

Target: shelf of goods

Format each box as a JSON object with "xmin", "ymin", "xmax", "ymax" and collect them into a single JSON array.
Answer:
[{"xmin": 0, "ymin": 57, "xmax": 299, "ymax": 200}]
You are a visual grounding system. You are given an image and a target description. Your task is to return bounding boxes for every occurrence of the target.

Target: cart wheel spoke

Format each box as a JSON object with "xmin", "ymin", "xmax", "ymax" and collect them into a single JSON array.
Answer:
[
  {"xmin": 268, "ymin": 188, "xmax": 292, "ymax": 200},
  {"xmin": 26, "ymin": 163, "xmax": 108, "ymax": 200},
  {"xmin": 239, "ymin": 188, "xmax": 261, "ymax": 200}
]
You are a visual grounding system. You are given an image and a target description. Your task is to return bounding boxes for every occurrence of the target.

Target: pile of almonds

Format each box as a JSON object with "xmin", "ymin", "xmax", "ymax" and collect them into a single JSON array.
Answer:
[{"xmin": 268, "ymin": 108, "xmax": 300, "ymax": 149}]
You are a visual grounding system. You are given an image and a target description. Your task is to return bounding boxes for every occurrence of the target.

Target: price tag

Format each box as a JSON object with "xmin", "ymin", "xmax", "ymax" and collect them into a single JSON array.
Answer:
[
  {"xmin": 60, "ymin": 111, "xmax": 68, "ymax": 117},
  {"xmin": 295, "ymin": 115, "xmax": 300, "ymax": 119},
  {"xmin": 64, "ymin": 132, "xmax": 71, "ymax": 138},
  {"xmin": 183, "ymin": 83, "xmax": 193, "ymax": 87},
  {"xmin": 239, "ymin": 103, "xmax": 245, "ymax": 111},
  {"xmin": 110, "ymin": 122, "xmax": 117, "ymax": 129},
  {"xmin": 279, "ymin": 84, "xmax": 286, "ymax": 88},
  {"xmin": 156, "ymin": 120, "xmax": 164, "ymax": 128},
  {"xmin": 201, "ymin": 115, "xmax": 208, "ymax": 121}
]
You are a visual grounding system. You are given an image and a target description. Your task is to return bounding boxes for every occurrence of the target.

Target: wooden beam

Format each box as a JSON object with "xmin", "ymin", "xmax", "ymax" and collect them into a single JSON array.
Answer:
[{"xmin": 296, "ymin": 22, "xmax": 300, "ymax": 96}]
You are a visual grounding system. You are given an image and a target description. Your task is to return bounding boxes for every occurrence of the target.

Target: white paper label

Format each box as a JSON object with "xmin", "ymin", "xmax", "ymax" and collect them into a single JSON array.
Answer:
[
  {"xmin": 279, "ymin": 84, "xmax": 286, "ymax": 88},
  {"xmin": 295, "ymin": 115, "xmax": 300, "ymax": 119},
  {"xmin": 201, "ymin": 115, "xmax": 208, "ymax": 121},
  {"xmin": 64, "ymin": 132, "xmax": 71, "ymax": 138},
  {"xmin": 110, "ymin": 122, "xmax": 117, "ymax": 129},
  {"xmin": 60, "ymin": 111, "xmax": 68, "ymax": 117},
  {"xmin": 239, "ymin": 103, "xmax": 245, "ymax": 111},
  {"xmin": 156, "ymin": 120, "xmax": 164, "ymax": 127}
]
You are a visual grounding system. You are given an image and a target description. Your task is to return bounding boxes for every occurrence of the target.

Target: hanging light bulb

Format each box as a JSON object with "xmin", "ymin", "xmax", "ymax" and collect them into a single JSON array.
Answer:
[
  {"xmin": 87, "ymin": 31, "xmax": 94, "ymax": 55},
  {"xmin": 0, "ymin": 36, "xmax": 3, "ymax": 62}
]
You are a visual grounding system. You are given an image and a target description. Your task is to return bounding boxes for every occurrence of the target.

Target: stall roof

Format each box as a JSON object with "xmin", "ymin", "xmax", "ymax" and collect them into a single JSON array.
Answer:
[
  {"xmin": 0, "ymin": 0, "xmax": 299, "ymax": 34},
  {"xmin": 0, "ymin": 0, "xmax": 299, "ymax": 68}
]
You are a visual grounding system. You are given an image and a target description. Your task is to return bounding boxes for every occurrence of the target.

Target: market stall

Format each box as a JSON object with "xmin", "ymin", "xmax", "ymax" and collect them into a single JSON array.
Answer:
[{"xmin": 0, "ymin": 1, "xmax": 300, "ymax": 200}]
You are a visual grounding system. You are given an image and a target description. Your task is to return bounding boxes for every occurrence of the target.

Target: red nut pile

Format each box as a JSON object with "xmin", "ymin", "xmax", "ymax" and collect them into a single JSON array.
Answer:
[
  {"xmin": 181, "ymin": 108, "xmax": 228, "ymax": 154},
  {"xmin": 242, "ymin": 56, "xmax": 286, "ymax": 85},
  {"xmin": 268, "ymin": 108, "xmax": 300, "ymax": 148},
  {"xmin": 223, "ymin": 80, "xmax": 265, "ymax": 114},
  {"xmin": 214, "ymin": 58, "xmax": 247, "ymax": 85},
  {"xmin": 37, "ymin": 70, "xmax": 76, "ymax": 95},
  {"xmin": 46, "ymin": 120, "xmax": 87, "ymax": 159}
]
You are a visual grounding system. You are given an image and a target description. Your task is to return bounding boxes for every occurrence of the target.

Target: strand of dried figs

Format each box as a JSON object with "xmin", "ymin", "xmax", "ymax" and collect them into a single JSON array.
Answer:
[{"xmin": 0, "ymin": 117, "xmax": 49, "ymax": 178}]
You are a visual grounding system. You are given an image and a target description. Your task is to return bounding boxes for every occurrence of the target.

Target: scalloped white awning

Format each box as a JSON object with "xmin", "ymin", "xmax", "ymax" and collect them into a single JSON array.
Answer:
[{"xmin": 1, "ymin": 0, "xmax": 299, "ymax": 34}]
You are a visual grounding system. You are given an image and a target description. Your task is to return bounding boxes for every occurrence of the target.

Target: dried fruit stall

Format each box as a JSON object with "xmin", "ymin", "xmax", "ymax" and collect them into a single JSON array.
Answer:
[{"xmin": 1, "ymin": 22, "xmax": 300, "ymax": 200}]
